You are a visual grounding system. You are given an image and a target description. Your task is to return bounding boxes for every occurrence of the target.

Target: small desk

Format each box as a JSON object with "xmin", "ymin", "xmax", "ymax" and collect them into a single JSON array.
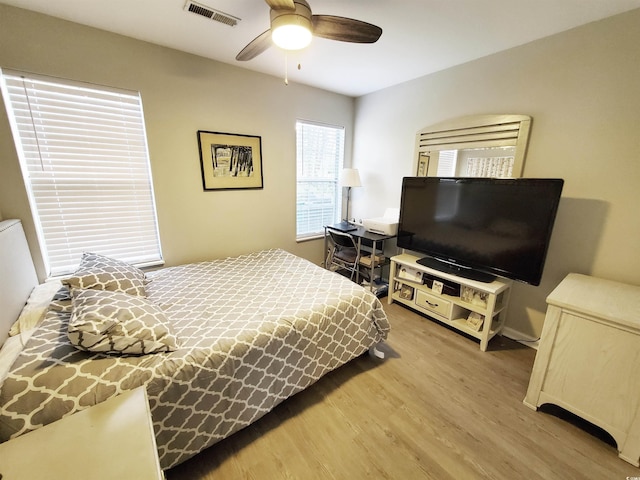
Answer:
[
  {"xmin": 324, "ymin": 223, "xmax": 396, "ymax": 292},
  {"xmin": 0, "ymin": 387, "xmax": 164, "ymax": 479}
]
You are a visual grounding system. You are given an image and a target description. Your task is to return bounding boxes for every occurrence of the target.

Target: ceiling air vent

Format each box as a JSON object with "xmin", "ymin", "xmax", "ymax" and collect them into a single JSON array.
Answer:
[{"xmin": 184, "ymin": 1, "xmax": 240, "ymax": 27}]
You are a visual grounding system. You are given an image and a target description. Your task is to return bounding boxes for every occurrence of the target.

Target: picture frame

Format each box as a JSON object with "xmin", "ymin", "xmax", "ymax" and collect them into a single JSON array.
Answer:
[
  {"xmin": 431, "ymin": 280, "xmax": 444, "ymax": 295},
  {"xmin": 460, "ymin": 285, "xmax": 488, "ymax": 307},
  {"xmin": 197, "ymin": 130, "xmax": 263, "ymax": 190},
  {"xmin": 466, "ymin": 312, "xmax": 484, "ymax": 332},
  {"xmin": 397, "ymin": 265, "xmax": 424, "ymax": 284},
  {"xmin": 399, "ymin": 284, "xmax": 415, "ymax": 300}
]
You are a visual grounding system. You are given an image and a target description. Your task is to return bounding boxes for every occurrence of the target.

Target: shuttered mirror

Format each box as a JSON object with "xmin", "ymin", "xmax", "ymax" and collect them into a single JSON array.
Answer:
[{"xmin": 413, "ymin": 114, "xmax": 532, "ymax": 178}]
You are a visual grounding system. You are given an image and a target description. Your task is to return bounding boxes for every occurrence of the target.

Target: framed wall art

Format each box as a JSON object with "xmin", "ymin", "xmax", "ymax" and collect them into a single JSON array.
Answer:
[{"xmin": 197, "ymin": 130, "xmax": 263, "ymax": 190}]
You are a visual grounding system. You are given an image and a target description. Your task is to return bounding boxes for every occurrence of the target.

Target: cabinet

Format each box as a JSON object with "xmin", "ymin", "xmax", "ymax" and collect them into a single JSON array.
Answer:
[
  {"xmin": 388, "ymin": 253, "xmax": 511, "ymax": 351},
  {"xmin": 523, "ymin": 273, "xmax": 640, "ymax": 467},
  {"xmin": 0, "ymin": 386, "xmax": 164, "ymax": 479}
]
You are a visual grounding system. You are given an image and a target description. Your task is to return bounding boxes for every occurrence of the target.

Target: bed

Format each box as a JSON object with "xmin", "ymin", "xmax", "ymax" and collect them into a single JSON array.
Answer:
[{"xmin": 0, "ymin": 219, "xmax": 390, "ymax": 469}]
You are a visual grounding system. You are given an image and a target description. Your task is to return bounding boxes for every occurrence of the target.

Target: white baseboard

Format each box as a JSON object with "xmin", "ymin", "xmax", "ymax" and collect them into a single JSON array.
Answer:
[{"xmin": 501, "ymin": 327, "xmax": 539, "ymax": 350}]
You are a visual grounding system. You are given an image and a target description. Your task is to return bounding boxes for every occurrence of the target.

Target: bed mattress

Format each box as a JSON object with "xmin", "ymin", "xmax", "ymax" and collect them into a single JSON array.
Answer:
[{"xmin": 0, "ymin": 249, "xmax": 389, "ymax": 469}]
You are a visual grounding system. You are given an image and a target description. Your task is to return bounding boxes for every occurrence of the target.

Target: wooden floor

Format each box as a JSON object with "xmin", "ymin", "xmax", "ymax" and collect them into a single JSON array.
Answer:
[{"xmin": 166, "ymin": 302, "xmax": 638, "ymax": 480}]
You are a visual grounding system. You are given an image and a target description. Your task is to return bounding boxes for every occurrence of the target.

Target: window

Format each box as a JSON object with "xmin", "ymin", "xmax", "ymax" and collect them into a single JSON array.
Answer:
[
  {"xmin": 0, "ymin": 70, "xmax": 162, "ymax": 276},
  {"xmin": 296, "ymin": 120, "xmax": 345, "ymax": 240}
]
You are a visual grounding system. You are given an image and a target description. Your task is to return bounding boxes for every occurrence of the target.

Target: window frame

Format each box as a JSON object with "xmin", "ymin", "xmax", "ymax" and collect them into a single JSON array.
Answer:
[{"xmin": 295, "ymin": 120, "xmax": 345, "ymax": 241}]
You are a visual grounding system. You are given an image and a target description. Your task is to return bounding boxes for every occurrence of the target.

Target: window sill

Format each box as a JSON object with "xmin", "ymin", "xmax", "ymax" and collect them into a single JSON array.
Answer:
[{"xmin": 296, "ymin": 233, "xmax": 324, "ymax": 243}]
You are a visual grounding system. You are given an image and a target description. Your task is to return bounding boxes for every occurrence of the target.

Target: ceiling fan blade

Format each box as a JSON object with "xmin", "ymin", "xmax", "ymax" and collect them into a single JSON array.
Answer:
[
  {"xmin": 312, "ymin": 15, "xmax": 382, "ymax": 43},
  {"xmin": 265, "ymin": 0, "xmax": 295, "ymax": 10},
  {"xmin": 236, "ymin": 29, "xmax": 273, "ymax": 61}
]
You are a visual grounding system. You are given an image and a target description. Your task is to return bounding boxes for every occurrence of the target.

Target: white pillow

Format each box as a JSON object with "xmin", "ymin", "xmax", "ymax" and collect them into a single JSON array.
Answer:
[
  {"xmin": 67, "ymin": 289, "xmax": 178, "ymax": 355},
  {"xmin": 9, "ymin": 280, "xmax": 62, "ymax": 336}
]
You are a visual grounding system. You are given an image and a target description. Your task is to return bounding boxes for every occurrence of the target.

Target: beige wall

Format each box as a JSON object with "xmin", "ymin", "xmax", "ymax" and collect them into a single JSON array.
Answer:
[
  {"xmin": 0, "ymin": 4, "xmax": 354, "ymax": 279},
  {"xmin": 351, "ymin": 8, "xmax": 640, "ymax": 338}
]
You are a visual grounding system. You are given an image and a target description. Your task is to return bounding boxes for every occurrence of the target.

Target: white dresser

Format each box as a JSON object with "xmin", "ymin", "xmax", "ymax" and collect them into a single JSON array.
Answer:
[
  {"xmin": 0, "ymin": 386, "xmax": 164, "ymax": 479},
  {"xmin": 524, "ymin": 273, "xmax": 640, "ymax": 467}
]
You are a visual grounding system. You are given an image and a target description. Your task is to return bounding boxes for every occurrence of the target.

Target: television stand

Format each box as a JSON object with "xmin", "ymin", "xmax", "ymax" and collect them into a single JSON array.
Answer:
[
  {"xmin": 389, "ymin": 253, "xmax": 511, "ymax": 351},
  {"xmin": 416, "ymin": 256, "xmax": 497, "ymax": 283}
]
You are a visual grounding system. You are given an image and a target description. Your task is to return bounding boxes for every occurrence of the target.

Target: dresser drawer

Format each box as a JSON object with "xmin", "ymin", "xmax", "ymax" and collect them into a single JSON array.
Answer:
[{"xmin": 415, "ymin": 290, "xmax": 452, "ymax": 317}]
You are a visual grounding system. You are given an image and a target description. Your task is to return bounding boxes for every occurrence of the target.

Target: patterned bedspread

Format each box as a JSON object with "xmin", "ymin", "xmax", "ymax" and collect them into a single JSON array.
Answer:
[{"xmin": 0, "ymin": 249, "xmax": 389, "ymax": 469}]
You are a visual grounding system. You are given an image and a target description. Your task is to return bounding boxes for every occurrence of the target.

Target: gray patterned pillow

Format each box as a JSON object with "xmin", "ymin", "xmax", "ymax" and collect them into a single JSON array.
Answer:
[
  {"xmin": 68, "ymin": 288, "xmax": 179, "ymax": 355},
  {"xmin": 63, "ymin": 252, "xmax": 147, "ymax": 297}
]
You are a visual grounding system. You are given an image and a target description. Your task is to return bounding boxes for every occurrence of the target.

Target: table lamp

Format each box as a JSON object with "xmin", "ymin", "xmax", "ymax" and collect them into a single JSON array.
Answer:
[{"xmin": 340, "ymin": 168, "xmax": 362, "ymax": 223}]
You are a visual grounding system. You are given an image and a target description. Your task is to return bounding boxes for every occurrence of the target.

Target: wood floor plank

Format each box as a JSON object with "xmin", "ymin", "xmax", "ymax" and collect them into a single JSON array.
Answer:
[{"xmin": 167, "ymin": 302, "xmax": 639, "ymax": 479}]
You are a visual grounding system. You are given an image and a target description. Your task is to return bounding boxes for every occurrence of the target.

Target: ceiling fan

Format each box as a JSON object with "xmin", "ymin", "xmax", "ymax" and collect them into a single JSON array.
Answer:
[{"xmin": 236, "ymin": 0, "xmax": 382, "ymax": 61}]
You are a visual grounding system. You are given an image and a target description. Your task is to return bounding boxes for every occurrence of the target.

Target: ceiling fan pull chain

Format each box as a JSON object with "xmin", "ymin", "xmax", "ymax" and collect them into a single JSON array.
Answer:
[
  {"xmin": 284, "ymin": 53, "xmax": 289, "ymax": 85},
  {"xmin": 283, "ymin": 54, "xmax": 302, "ymax": 85}
]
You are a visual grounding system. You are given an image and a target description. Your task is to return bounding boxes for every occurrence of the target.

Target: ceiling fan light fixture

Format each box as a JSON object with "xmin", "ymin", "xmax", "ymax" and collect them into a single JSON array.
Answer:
[
  {"xmin": 271, "ymin": 16, "xmax": 312, "ymax": 50},
  {"xmin": 235, "ymin": 0, "xmax": 382, "ymax": 62}
]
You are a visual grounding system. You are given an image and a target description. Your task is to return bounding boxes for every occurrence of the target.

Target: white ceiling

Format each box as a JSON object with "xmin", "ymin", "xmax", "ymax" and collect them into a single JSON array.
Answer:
[{"xmin": 3, "ymin": 0, "xmax": 640, "ymax": 97}]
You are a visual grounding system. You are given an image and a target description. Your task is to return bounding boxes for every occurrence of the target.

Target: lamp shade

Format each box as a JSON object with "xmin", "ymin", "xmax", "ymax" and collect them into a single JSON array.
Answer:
[{"xmin": 340, "ymin": 168, "xmax": 362, "ymax": 188}]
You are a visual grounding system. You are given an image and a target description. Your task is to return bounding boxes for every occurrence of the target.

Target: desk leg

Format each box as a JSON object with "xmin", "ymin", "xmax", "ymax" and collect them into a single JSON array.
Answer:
[
  {"xmin": 323, "ymin": 227, "xmax": 328, "ymax": 269},
  {"xmin": 356, "ymin": 237, "xmax": 362, "ymax": 284},
  {"xmin": 370, "ymin": 240, "xmax": 377, "ymax": 292}
]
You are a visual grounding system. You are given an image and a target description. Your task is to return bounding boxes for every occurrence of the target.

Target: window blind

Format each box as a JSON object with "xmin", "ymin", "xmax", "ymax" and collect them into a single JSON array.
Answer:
[
  {"xmin": 436, "ymin": 150, "xmax": 458, "ymax": 176},
  {"xmin": 0, "ymin": 70, "xmax": 162, "ymax": 276},
  {"xmin": 296, "ymin": 121, "xmax": 344, "ymax": 239}
]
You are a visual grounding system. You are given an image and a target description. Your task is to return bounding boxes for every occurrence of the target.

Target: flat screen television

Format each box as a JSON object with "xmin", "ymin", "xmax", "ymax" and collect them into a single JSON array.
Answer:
[{"xmin": 397, "ymin": 177, "xmax": 564, "ymax": 286}]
